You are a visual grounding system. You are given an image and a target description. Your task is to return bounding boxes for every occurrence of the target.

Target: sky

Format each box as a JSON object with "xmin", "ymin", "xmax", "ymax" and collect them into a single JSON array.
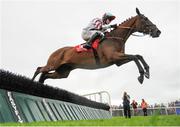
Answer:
[{"xmin": 0, "ymin": 0, "xmax": 180, "ymax": 106}]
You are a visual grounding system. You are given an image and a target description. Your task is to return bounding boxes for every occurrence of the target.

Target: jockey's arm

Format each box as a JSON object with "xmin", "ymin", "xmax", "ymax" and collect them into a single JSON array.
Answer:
[
  {"xmin": 101, "ymin": 25, "xmax": 111, "ymax": 33},
  {"xmin": 94, "ymin": 20, "xmax": 103, "ymax": 30},
  {"xmin": 102, "ymin": 24, "xmax": 117, "ymax": 31}
]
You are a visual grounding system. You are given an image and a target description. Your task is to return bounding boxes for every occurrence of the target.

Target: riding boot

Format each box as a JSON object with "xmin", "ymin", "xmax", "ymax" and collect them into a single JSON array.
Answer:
[
  {"xmin": 84, "ymin": 32, "xmax": 101, "ymax": 49},
  {"xmin": 99, "ymin": 35, "xmax": 105, "ymax": 42}
]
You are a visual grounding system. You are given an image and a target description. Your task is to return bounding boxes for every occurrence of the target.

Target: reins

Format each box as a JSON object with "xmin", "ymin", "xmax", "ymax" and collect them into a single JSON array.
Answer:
[
  {"xmin": 117, "ymin": 26, "xmax": 146, "ymax": 37},
  {"xmin": 106, "ymin": 25, "xmax": 146, "ymax": 41},
  {"xmin": 106, "ymin": 24, "xmax": 135, "ymax": 41},
  {"xmin": 106, "ymin": 36, "xmax": 124, "ymax": 40}
]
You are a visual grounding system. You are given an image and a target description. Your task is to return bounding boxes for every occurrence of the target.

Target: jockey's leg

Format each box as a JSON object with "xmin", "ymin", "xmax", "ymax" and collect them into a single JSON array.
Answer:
[{"xmin": 84, "ymin": 32, "xmax": 103, "ymax": 49}]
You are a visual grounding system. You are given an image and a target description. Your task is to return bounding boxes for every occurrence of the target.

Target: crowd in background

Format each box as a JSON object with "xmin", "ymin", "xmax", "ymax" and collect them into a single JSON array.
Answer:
[
  {"xmin": 111, "ymin": 97, "xmax": 180, "ymax": 118},
  {"xmin": 111, "ymin": 99, "xmax": 180, "ymax": 110}
]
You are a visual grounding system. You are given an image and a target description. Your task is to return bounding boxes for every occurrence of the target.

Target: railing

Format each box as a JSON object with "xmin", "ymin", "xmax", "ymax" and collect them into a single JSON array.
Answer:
[
  {"xmin": 112, "ymin": 106, "xmax": 180, "ymax": 116},
  {"xmin": 82, "ymin": 91, "xmax": 111, "ymax": 106},
  {"xmin": 82, "ymin": 91, "xmax": 112, "ymax": 115}
]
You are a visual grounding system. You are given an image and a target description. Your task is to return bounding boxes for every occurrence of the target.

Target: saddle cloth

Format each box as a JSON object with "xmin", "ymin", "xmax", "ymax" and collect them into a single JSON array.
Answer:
[{"xmin": 74, "ymin": 39, "xmax": 100, "ymax": 53}]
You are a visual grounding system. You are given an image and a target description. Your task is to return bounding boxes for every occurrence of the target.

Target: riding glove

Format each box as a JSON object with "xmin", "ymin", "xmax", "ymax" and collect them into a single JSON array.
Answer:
[{"xmin": 110, "ymin": 24, "xmax": 117, "ymax": 29}]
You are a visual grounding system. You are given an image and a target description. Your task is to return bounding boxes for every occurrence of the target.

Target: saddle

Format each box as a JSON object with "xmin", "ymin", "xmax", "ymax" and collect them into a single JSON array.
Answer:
[{"xmin": 74, "ymin": 39, "xmax": 100, "ymax": 53}]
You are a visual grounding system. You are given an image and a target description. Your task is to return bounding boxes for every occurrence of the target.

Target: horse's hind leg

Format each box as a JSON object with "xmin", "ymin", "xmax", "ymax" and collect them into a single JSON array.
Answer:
[
  {"xmin": 41, "ymin": 70, "xmax": 71, "ymax": 82},
  {"xmin": 32, "ymin": 67, "xmax": 42, "ymax": 81},
  {"xmin": 40, "ymin": 64, "xmax": 73, "ymax": 82},
  {"xmin": 39, "ymin": 72, "xmax": 47, "ymax": 83},
  {"xmin": 33, "ymin": 65, "xmax": 55, "ymax": 83}
]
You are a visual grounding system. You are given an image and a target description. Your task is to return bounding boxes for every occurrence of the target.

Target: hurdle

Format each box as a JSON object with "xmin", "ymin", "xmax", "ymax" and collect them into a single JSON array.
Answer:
[{"xmin": 0, "ymin": 69, "xmax": 111, "ymax": 123}]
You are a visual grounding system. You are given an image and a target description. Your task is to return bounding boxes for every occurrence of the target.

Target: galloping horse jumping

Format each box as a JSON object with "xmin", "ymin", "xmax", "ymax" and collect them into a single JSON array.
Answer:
[{"xmin": 32, "ymin": 8, "xmax": 161, "ymax": 84}]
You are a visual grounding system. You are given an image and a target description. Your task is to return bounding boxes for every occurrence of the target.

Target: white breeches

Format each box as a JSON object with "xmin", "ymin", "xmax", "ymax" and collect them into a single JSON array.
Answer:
[{"xmin": 81, "ymin": 30, "xmax": 103, "ymax": 41}]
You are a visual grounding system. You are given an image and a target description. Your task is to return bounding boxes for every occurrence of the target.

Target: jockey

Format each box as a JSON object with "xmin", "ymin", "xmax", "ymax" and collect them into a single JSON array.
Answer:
[{"xmin": 82, "ymin": 12, "xmax": 117, "ymax": 49}]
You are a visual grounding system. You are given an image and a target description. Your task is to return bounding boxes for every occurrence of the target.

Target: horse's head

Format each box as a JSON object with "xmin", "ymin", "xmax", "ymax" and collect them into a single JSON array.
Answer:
[{"xmin": 135, "ymin": 8, "xmax": 161, "ymax": 38}]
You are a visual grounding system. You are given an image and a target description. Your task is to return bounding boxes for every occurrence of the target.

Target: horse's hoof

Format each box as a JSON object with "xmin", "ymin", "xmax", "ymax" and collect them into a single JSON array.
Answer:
[
  {"xmin": 138, "ymin": 75, "xmax": 144, "ymax": 84},
  {"xmin": 39, "ymin": 78, "xmax": 45, "ymax": 84},
  {"xmin": 39, "ymin": 80, "xmax": 44, "ymax": 84},
  {"xmin": 144, "ymin": 72, "xmax": 150, "ymax": 79}
]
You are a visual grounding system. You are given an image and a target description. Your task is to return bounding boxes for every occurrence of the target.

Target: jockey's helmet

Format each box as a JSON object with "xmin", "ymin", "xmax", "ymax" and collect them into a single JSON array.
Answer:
[{"xmin": 102, "ymin": 12, "xmax": 116, "ymax": 24}]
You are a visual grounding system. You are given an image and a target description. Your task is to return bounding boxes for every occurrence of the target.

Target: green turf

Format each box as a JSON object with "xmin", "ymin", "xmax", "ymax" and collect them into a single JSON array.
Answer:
[{"xmin": 0, "ymin": 115, "xmax": 180, "ymax": 126}]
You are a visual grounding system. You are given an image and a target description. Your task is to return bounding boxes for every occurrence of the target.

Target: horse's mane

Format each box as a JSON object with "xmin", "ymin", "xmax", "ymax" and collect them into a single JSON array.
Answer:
[
  {"xmin": 109, "ymin": 16, "xmax": 136, "ymax": 35},
  {"xmin": 118, "ymin": 16, "xmax": 135, "ymax": 26}
]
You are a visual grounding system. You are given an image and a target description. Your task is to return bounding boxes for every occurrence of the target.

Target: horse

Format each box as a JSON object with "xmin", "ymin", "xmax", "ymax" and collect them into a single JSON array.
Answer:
[{"xmin": 32, "ymin": 8, "xmax": 161, "ymax": 84}]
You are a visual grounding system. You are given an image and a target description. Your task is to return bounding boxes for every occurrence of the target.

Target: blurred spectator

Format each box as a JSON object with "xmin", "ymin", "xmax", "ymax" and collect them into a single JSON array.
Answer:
[
  {"xmin": 141, "ymin": 99, "xmax": 148, "ymax": 116},
  {"xmin": 131, "ymin": 100, "xmax": 138, "ymax": 116},
  {"xmin": 122, "ymin": 92, "xmax": 131, "ymax": 118},
  {"xmin": 111, "ymin": 105, "xmax": 119, "ymax": 109},
  {"xmin": 119, "ymin": 104, "xmax": 123, "ymax": 109}
]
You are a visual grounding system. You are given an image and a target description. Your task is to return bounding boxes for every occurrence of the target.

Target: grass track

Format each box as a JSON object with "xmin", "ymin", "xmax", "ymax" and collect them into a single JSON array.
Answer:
[{"xmin": 1, "ymin": 115, "xmax": 180, "ymax": 126}]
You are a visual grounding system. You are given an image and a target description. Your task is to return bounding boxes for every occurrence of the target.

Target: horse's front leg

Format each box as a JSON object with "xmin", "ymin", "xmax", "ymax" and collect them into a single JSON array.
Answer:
[
  {"xmin": 135, "ymin": 55, "xmax": 150, "ymax": 79},
  {"xmin": 112, "ymin": 53, "xmax": 145, "ymax": 84}
]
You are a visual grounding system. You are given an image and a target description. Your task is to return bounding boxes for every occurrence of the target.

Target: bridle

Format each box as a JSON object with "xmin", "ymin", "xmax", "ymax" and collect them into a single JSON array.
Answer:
[
  {"xmin": 117, "ymin": 26, "xmax": 146, "ymax": 37},
  {"xmin": 106, "ymin": 16, "xmax": 155, "ymax": 41},
  {"xmin": 106, "ymin": 23, "xmax": 154, "ymax": 41},
  {"xmin": 106, "ymin": 20, "xmax": 138, "ymax": 41}
]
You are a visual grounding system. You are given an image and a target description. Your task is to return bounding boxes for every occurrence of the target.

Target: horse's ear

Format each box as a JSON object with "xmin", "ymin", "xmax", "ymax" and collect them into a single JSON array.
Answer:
[{"xmin": 136, "ymin": 8, "xmax": 141, "ymax": 15}]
